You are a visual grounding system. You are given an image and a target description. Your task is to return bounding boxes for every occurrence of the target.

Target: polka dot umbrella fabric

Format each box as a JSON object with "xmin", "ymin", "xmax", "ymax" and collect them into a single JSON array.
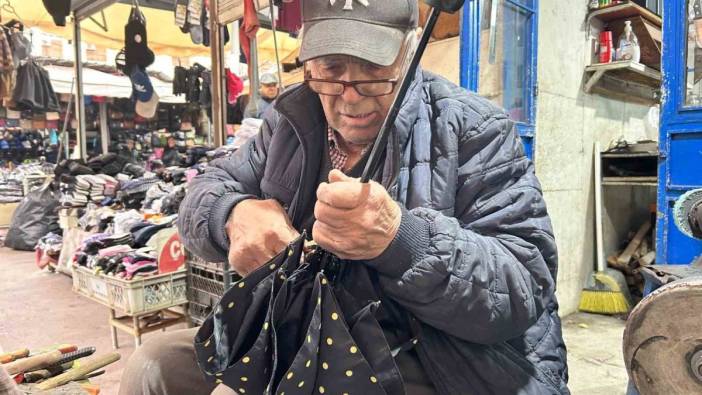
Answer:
[{"xmin": 194, "ymin": 235, "xmax": 405, "ymax": 394}]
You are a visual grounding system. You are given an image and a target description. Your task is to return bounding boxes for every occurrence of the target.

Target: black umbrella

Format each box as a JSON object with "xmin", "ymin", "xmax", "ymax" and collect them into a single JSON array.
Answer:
[{"xmin": 194, "ymin": 1, "xmax": 465, "ymax": 393}]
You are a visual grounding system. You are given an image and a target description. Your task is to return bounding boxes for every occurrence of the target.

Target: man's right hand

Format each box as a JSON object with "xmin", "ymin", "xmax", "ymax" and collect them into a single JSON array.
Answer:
[{"xmin": 226, "ymin": 199, "xmax": 300, "ymax": 276}]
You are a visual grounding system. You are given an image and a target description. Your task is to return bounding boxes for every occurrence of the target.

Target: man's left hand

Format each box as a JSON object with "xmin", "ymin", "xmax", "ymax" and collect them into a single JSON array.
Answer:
[{"xmin": 313, "ymin": 169, "xmax": 401, "ymax": 260}]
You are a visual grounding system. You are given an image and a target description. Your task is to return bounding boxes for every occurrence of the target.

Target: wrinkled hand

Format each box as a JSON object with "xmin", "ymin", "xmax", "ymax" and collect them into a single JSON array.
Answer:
[
  {"xmin": 313, "ymin": 169, "xmax": 401, "ymax": 260},
  {"xmin": 226, "ymin": 199, "xmax": 300, "ymax": 276}
]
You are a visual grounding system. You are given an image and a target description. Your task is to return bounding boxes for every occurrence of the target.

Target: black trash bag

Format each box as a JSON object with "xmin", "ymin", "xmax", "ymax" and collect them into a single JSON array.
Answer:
[
  {"xmin": 4, "ymin": 184, "xmax": 60, "ymax": 251},
  {"xmin": 194, "ymin": 234, "xmax": 405, "ymax": 395}
]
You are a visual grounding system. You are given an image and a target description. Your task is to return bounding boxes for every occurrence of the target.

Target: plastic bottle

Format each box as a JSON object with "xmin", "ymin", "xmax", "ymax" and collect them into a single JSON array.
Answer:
[{"xmin": 617, "ymin": 21, "xmax": 641, "ymax": 63}]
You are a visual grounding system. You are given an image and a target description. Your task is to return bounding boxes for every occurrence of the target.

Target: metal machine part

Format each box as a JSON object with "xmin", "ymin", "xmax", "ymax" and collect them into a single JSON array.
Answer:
[
  {"xmin": 674, "ymin": 188, "xmax": 702, "ymax": 239},
  {"xmin": 623, "ymin": 277, "xmax": 702, "ymax": 394}
]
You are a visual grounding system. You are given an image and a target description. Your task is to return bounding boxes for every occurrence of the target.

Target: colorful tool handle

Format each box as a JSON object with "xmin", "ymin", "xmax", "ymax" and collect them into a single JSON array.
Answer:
[{"xmin": 36, "ymin": 352, "xmax": 121, "ymax": 391}]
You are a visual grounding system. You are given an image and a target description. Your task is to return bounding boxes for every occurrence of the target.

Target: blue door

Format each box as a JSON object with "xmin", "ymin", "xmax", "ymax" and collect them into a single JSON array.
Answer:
[
  {"xmin": 460, "ymin": 0, "xmax": 538, "ymax": 159},
  {"xmin": 658, "ymin": 0, "xmax": 702, "ymax": 264}
]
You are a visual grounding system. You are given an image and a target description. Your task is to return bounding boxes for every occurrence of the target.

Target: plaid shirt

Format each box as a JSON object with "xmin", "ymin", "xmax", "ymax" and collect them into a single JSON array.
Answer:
[{"xmin": 327, "ymin": 127, "xmax": 371, "ymax": 172}]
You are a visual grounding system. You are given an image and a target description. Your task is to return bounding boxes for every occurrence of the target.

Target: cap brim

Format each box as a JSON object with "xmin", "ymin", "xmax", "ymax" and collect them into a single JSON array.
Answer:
[
  {"xmin": 136, "ymin": 91, "xmax": 159, "ymax": 119},
  {"xmin": 300, "ymin": 19, "xmax": 405, "ymax": 66}
]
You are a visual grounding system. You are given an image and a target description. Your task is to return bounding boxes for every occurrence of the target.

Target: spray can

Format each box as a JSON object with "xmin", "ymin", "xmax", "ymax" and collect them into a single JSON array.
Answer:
[{"xmin": 599, "ymin": 31, "xmax": 613, "ymax": 63}]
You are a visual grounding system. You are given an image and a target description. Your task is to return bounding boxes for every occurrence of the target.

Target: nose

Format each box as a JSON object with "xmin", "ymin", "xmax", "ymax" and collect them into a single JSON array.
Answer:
[{"xmin": 340, "ymin": 82, "xmax": 364, "ymax": 104}]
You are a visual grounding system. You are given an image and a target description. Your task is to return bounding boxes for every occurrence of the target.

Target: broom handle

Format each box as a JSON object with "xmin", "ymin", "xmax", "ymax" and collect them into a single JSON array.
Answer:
[{"xmin": 594, "ymin": 142, "xmax": 605, "ymax": 272}]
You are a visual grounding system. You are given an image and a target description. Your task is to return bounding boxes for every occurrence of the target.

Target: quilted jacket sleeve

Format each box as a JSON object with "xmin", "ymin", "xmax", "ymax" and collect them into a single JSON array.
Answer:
[
  {"xmin": 368, "ymin": 111, "xmax": 558, "ymax": 345},
  {"xmin": 177, "ymin": 116, "xmax": 275, "ymax": 263}
]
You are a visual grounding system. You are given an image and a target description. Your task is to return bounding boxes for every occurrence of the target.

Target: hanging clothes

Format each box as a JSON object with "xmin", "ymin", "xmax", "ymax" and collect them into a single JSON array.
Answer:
[
  {"xmin": 12, "ymin": 60, "xmax": 60, "ymax": 113},
  {"xmin": 276, "ymin": 0, "xmax": 303, "ymax": 34},
  {"xmin": 239, "ymin": 0, "xmax": 260, "ymax": 64},
  {"xmin": 0, "ymin": 28, "xmax": 14, "ymax": 101}
]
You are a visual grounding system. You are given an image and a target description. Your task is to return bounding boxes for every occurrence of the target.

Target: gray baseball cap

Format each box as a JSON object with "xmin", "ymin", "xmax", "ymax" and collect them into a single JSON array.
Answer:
[
  {"xmin": 260, "ymin": 73, "xmax": 279, "ymax": 84},
  {"xmin": 299, "ymin": 0, "xmax": 419, "ymax": 67}
]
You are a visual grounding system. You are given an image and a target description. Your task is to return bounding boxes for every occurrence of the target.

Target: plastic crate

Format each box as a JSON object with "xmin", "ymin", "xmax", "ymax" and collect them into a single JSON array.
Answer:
[
  {"xmin": 72, "ymin": 266, "xmax": 188, "ymax": 315},
  {"xmin": 185, "ymin": 254, "xmax": 239, "ymax": 324},
  {"xmin": 188, "ymin": 300, "xmax": 213, "ymax": 326}
]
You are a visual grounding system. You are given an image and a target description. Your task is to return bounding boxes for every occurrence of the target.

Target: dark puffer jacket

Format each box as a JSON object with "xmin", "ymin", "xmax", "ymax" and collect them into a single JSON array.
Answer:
[{"xmin": 178, "ymin": 69, "xmax": 569, "ymax": 394}]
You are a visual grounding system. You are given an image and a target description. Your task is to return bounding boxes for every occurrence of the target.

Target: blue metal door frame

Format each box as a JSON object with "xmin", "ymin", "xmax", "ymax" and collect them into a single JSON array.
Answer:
[
  {"xmin": 459, "ymin": 0, "xmax": 539, "ymax": 159},
  {"xmin": 658, "ymin": 0, "xmax": 702, "ymax": 264}
]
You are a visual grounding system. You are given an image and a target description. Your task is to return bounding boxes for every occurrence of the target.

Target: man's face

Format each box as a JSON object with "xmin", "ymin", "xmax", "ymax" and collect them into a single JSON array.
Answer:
[
  {"xmin": 307, "ymin": 53, "xmax": 403, "ymax": 147},
  {"xmin": 260, "ymin": 83, "xmax": 279, "ymax": 100}
]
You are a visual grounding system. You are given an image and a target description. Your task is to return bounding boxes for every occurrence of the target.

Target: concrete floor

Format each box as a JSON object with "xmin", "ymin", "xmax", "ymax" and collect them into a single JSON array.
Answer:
[{"xmin": 0, "ymin": 246, "xmax": 630, "ymax": 395}]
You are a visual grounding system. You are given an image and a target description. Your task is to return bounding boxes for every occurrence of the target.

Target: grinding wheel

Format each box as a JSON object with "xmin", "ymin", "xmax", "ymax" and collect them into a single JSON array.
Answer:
[
  {"xmin": 673, "ymin": 189, "xmax": 702, "ymax": 239},
  {"xmin": 623, "ymin": 277, "xmax": 702, "ymax": 394}
]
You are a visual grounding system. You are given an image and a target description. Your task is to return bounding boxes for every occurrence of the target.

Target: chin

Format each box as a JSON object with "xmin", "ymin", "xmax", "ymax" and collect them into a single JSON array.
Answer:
[{"xmin": 339, "ymin": 127, "xmax": 380, "ymax": 146}]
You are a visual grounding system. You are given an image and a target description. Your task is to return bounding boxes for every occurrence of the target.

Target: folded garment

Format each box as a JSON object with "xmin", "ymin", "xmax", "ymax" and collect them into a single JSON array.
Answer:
[{"xmin": 98, "ymin": 244, "xmax": 133, "ymax": 257}]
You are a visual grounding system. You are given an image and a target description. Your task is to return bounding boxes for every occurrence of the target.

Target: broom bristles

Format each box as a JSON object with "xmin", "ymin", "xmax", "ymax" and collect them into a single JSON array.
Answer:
[
  {"xmin": 578, "ymin": 289, "xmax": 631, "ymax": 315},
  {"xmin": 579, "ymin": 269, "xmax": 632, "ymax": 314}
]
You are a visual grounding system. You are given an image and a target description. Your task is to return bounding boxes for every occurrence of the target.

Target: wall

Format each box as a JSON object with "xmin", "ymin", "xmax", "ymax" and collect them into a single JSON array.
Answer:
[{"xmin": 535, "ymin": 1, "xmax": 657, "ymax": 315}]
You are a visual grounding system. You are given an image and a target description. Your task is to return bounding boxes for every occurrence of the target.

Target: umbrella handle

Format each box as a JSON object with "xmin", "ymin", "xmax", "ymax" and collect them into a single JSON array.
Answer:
[{"xmin": 361, "ymin": 3, "xmax": 448, "ymax": 183}]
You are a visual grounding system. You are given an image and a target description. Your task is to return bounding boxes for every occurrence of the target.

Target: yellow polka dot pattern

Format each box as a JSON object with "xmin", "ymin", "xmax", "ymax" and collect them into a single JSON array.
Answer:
[
  {"xmin": 326, "ymin": 337, "xmax": 333, "ymax": 346},
  {"xmin": 319, "ymin": 386, "xmax": 325, "ymax": 393},
  {"xmin": 242, "ymin": 356, "xmax": 250, "ymax": 364},
  {"xmin": 350, "ymin": 346, "xmax": 358, "ymax": 354},
  {"xmin": 331, "ymin": 312, "xmax": 339, "ymax": 320},
  {"xmin": 345, "ymin": 370, "xmax": 353, "ymax": 377},
  {"xmin": 228, "ymin": 301, "xmax": 234, "ymax": 308}
]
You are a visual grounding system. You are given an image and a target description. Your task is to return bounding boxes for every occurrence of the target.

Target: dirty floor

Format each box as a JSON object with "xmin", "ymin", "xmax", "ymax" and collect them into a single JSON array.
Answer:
[{"xmin": 1, "ymin": 247, "xmax": 629, "ymax": 395}]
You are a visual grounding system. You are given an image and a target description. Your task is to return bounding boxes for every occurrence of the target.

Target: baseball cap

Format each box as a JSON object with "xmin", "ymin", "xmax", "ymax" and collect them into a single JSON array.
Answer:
[
  {"xmin": 130, "ymin": 67, "xmax": 154, "ymax": 102},
  {"xmin": 130, "ymin": 68, "xmax": 159, "ymax": 119},
  {"xmin": 299, "ymin": 0, "xmax": 418, "ymax": 66},
  {"xmin": 136, "ymin": 90, "xmax": 159, "ymax": 119},
  {"xmin": 260, "ymin": 72, "xmax": 279, "ymax": 85}
]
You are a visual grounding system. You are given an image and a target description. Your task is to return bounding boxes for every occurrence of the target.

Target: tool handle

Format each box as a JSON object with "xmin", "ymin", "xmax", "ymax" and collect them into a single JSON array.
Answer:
[
  {"xmin": 4, "ymin": 350, "xmax": 63, "ymax": 375},
  {"xmin": 52, "ymin": 347, "xmax": 97, "ymax": 367},
  {"xmin": 36, "ymin": 352, "xmax": 121, "ymax": 391},
  {"xmin": 0, "ymin": 348, "xmax": 30, "ymax": 364}
]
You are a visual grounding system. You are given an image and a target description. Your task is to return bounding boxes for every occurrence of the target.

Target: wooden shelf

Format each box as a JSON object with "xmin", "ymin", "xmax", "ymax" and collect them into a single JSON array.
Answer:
[
  {"xmin": 588, "ymin": 2, "xmax": 661, "ymax": 27},
  {"xmin": 602, "ymin": 176, "xmax": 658, "ymax": 186},
  {"xmin": 584, "ymin": 61, "xmax": 661, "ymax": 105}
]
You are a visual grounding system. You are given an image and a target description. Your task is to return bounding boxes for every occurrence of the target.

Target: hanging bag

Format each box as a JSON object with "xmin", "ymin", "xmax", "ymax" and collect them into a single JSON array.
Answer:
[{"xmin": 124, "ymin": 3, "xmax": 155, "ymax": 70}]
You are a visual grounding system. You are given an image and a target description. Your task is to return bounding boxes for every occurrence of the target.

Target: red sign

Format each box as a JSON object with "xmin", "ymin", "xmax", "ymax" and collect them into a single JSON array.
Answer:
[{"xmin": 159, "ymin": 232, "xmax": 185, "ymax": 273}]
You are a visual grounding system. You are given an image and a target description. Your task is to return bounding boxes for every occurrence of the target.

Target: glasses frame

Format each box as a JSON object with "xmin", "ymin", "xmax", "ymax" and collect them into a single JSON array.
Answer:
[
  {"xmin": 304, "ymin": 76, "xmax": 399, "ymax": 97},
  {"xmin": 303, "ymin": 59, "xmax": 400, "ymax": 98}
]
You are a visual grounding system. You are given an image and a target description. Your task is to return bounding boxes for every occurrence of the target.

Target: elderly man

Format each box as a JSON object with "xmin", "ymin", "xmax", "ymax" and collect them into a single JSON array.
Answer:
[
  {"xmin": 243, "ymin": 72, "xmax": 280, "ymax": 119},
  {"xmin": 119, "ymin": 0, "xmax": 568, "ymax": 394}
]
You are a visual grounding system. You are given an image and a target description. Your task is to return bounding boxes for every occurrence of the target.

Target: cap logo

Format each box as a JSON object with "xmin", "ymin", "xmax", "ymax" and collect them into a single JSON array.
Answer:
[{"xmin": 329, "ymin": 0, "xmax": 369, "ymax": 11}]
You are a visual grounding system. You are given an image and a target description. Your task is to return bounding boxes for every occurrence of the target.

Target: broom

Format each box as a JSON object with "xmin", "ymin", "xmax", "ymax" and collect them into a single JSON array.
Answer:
[{"xmin": 578, "ymin": 142, "xmax": 632, "ymax": 314}]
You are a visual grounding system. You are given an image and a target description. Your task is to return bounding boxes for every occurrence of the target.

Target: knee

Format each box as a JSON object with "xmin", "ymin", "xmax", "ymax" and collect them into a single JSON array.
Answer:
[{"xmin": 118, "ymin": 330, "xmax": 198, "ymax": 395}]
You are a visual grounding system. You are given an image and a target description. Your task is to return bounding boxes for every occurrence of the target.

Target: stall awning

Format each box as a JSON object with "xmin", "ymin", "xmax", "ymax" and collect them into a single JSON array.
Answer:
[
  {"xmin": 45, "ymin": 65, "xmax": 185, "ymax": 103},
  {"xmin": 12, "ymin": 0, "xmax": 300, "ymax": 61}
]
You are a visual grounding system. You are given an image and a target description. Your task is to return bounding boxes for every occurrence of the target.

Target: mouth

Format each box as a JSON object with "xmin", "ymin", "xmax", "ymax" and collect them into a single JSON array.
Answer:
[{"xmin": 341, "ymin": 112, "xmax": 377, "ymax": 125}]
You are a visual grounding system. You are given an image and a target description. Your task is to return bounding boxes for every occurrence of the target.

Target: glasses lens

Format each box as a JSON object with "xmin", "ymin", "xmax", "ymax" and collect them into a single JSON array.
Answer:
[
  {"xmin": 355, "ymin": 82, "xmax": 395, "ymax": 97},
  {"xmin": 307, "ymin": 80, "xmax": 344, "ymax": 96}
]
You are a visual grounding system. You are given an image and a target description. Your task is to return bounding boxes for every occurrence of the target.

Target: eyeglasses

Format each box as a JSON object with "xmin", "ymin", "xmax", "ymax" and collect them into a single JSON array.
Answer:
[{"xmin": 305, "ymin": 77, "xmax": 399, "ymax": 97}]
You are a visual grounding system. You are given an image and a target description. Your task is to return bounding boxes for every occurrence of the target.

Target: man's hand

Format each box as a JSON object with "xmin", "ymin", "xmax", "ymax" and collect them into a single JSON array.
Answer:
[
  {"xmin": 226, "ymin": 199, "xmax": 300, "ymax": 276},
  {"xmin": 313, "ymin": 169, "xmax": 401, "ymax": 260}
]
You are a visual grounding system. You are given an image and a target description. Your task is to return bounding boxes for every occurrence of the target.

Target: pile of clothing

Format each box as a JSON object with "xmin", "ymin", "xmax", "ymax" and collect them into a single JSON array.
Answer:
[
  {"xmin": 73, "ymin": 233, "xmax": 159, "ymax": 280},
  {"xmin": 0, "ymin": 162, "xmax": 53, "ymax": 203},
  {"xmin": 59, "ymin": 174, "xmax": 119, "ymax": 207},
  {"xmin": 72, "ymin": 215, "xmax": 178, "ymax": 280}
]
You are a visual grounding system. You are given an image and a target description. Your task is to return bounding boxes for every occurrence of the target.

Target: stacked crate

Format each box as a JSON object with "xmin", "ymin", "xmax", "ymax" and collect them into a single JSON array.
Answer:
[{"xmin": 185, "ymin": 253, "xmax": 239, "ymax": 325}]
